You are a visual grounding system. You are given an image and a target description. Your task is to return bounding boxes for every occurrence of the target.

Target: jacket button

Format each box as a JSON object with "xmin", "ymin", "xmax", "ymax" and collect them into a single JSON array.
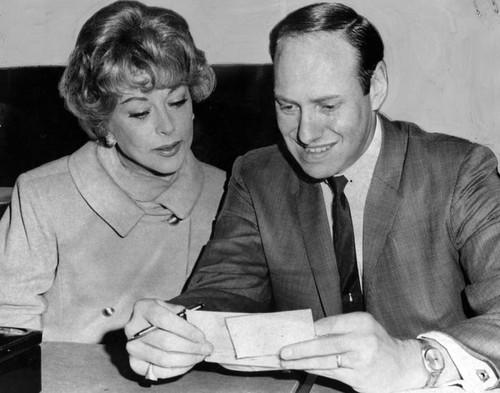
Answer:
[
  {"xmin": 102, "ymin": 307, "xmax": 115, "ymax": 317},
  {"xmin": 167, "ymin": 215, "xmax": 181, "ymax": 225}
]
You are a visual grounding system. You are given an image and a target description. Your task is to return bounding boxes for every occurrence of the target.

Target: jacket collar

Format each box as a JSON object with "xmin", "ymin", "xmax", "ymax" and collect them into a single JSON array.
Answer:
[
  {"xmin": 363, "ymin": 114, "xmax": 406, "ymax": 291},
  {"xmin": 68, "ymin": 142, "xmax": 203, "ymax": 237}
]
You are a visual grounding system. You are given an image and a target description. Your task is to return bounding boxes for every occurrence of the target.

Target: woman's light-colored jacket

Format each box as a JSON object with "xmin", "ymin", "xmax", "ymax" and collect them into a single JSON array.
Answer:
[{"xmin": 0, "ymin": 141, "xmax": 225, "ymax": 343}]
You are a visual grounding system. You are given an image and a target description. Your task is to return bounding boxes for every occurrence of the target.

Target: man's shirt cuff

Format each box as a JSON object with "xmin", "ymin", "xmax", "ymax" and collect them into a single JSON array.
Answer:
[{"xmin": 419, "ymin": 331, "xmax": 498, "ymax": 392}]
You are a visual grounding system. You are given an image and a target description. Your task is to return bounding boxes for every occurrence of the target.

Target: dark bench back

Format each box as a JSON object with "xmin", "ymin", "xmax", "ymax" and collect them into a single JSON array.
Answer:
[{"xmin": 0, "ymin": 65, "xmax": 280, "ymax": 186}]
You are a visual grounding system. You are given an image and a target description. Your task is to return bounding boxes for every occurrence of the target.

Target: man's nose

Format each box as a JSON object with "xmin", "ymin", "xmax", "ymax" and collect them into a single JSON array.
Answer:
[
  {"xmin": 156, "ymin": 111, "xmax": 175, "ymax": 135},
  {"xmin": 297, "ymin": 112, "xmax": 321, "ymax": 146}
]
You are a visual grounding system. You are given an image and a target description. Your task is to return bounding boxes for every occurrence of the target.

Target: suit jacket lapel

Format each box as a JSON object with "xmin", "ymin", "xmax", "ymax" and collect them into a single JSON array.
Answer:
[
  {"xmin": 363, "ymin": 115, "xmax": 406, "ymax": 294},
  {"xmin": 295, "ymin": 177, "xmax": 342, "ymax": 316}
]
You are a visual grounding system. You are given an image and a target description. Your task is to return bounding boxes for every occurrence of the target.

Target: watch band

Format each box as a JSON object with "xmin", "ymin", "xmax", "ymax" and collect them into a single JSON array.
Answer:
[{"xmin": 418, "ymin": 338, "xmax": 445, "ymax": 388}]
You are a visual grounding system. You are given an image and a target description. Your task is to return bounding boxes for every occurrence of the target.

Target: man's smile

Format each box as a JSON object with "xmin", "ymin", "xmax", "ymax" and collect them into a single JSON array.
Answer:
[{"xmin": 303, "ymin": 142, "xmax": 336, "ymax": 154}]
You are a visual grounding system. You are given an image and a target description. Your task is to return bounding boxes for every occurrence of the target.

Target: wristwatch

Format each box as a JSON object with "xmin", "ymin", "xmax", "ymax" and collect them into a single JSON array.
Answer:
[{"xmin": 418, "ymin": 338, "xmax": 445, "ymax": 388}]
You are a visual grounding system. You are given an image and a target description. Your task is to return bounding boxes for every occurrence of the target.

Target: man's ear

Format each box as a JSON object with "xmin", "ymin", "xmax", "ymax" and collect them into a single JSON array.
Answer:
[{"xmin": 369, "ymin": 60, "xmax": 388, "ymax": 111}]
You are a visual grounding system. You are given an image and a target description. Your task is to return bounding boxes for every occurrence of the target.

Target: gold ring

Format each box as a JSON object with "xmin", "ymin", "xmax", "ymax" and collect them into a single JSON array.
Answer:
[{"xmin": 336, "ymin": 353, "xmax": 342, "ymax": 368}]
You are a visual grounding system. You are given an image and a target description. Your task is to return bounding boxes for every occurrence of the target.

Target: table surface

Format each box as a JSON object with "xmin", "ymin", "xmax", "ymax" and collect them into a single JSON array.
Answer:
[
  {"xmin": 40, "ymin": 342, "xmax": 500, "ymax": 393},
  {"xmin": 41, "ymin": 342, "xmax": 304, "ymax": 393}
]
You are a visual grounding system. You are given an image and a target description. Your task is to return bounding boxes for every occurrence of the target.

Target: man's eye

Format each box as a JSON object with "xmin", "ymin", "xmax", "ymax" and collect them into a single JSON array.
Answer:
[
  {"xmin": 129, "ymin": 111, "xmax": 150, "ymax": 119},
  {"xmin": 170, "ymin": 98, "xmax": 188, "ymax": 108}
]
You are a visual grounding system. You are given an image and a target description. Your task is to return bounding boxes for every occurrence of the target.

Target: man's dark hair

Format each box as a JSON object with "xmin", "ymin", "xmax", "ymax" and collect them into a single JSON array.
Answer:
[{"xmin": 269, "ymin": 2, "xmax": 384, "ymax": 94}]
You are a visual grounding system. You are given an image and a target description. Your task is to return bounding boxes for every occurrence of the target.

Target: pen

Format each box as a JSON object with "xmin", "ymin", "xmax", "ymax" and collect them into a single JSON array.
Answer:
[
  {"xmin": 129, "ymin": 302, "xmax": 204, "ymax": 342},
  {"xmin": 130, "ymin": 302, "xmax": 204, "ymax": 382}
]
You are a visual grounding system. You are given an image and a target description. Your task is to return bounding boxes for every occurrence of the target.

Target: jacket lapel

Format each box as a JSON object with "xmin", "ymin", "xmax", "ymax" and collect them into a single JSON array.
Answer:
[
  {"xmin": 295, "ymin": 177, "xmax": 342, "ymax": 316},
  {"xmin": 363, "ymin": 116, "xmax": 406, "ymax": 294}
]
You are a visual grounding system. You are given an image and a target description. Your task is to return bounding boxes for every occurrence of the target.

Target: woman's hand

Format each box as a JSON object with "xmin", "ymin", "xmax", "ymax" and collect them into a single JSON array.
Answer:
[{"xmin": 125, "ymin": 299, "xmax": 213, "ymax": 380}]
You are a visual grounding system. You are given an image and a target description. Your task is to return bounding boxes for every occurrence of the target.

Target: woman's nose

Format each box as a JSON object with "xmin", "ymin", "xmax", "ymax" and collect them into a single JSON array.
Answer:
[{"xmin": 156, "ymin": 111, "xmax": 175, "ymax": 135}]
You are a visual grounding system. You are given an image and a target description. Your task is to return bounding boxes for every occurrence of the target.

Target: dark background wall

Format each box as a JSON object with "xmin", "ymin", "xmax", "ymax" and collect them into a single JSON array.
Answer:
[{"xmin": 0, "ymin": 65, "xmax": 280, "ymax": 186}]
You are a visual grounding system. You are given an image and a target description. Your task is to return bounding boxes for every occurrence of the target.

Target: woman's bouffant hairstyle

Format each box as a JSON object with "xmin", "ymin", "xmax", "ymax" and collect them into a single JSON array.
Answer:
[
  {"xmin": 59, "ymin": 0, "xmax": 215, "ymax": 142},
  {"xmin": 269, "ymin": 2, "xmax": 384, "ymax": 95}
]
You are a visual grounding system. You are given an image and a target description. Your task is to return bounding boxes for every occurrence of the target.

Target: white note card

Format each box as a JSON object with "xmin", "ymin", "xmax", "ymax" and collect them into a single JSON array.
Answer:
[
  {"xmin": 226, "ymin": 309, "xmax": 315, "ymax": 358},
  {"xmin": 185, "ymin": 309, "xmax": 315, "ymax": 369}
]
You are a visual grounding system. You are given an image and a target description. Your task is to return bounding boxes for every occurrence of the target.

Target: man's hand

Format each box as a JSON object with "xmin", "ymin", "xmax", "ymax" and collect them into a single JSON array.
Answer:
[
  {"xmin": 279, "ymin": 312, "xmax": 427, "ymax": 393},
  {"xmin": 125, "ymin": 299, "xmax": 213, "ymax": 380}
]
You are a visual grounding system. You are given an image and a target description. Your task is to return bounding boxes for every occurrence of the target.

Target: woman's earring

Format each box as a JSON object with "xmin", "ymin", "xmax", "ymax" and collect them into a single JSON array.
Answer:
[
  {"xmin": 105, "ymin": 133, "xmax": 117, "ymax": 147},
  {"xmin": 192, "ymin": 113, "xmax": 195, "ymax": 120}
]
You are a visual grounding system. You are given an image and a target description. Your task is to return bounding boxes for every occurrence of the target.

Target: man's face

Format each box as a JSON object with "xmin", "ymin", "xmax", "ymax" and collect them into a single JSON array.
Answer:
[{"xmin": 273, "ymin": 32, "xmax": 386, "ymax": 179}]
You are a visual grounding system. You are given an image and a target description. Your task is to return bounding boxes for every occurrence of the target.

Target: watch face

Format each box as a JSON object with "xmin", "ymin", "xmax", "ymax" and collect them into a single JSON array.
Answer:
[{"xmin": 424, "ymin": 348, "xmax": 445, "ymax": 372}]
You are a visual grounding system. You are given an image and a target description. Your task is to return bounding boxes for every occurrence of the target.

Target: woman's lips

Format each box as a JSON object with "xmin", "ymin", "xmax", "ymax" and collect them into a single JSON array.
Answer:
[{"xmin": 153, "ymin": 141, "xmax": 182, "ymax": 157}]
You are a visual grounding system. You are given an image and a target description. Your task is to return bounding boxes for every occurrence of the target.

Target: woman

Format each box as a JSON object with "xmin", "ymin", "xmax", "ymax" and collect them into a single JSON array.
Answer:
[{"xmin": 0, "ymin": 0, "xmax": 225, "ymax": 343}]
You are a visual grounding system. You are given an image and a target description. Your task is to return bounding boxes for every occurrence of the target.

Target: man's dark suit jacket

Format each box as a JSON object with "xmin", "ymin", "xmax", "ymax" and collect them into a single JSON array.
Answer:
[{"xmin": 175, "ymin": 114, "xmax": 500, "ymax": 369}]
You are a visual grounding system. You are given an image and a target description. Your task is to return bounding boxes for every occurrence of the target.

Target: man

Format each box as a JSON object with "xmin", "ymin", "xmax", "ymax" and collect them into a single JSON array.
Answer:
[{"xmin": 125, "ymin": 3, "xmax": 500, "ymax": 392}]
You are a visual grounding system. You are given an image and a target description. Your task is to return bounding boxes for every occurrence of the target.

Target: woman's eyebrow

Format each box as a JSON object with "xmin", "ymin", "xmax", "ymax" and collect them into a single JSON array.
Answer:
[{"xmin": 120, "ymin": 96, "xmax": 148, "ymax": 104}]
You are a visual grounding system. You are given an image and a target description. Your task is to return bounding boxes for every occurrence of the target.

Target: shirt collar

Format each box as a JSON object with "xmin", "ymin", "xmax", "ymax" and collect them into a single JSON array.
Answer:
[{"xmin": 343, "ymin": 114, "xmax": 382, "ymax": 185}]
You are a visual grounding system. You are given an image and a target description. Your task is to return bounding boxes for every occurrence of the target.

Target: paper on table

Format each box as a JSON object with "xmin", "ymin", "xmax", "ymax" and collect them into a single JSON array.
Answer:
[{"xmin": 185, "ymin": 309, "xmax": 315, "ymax": 369}]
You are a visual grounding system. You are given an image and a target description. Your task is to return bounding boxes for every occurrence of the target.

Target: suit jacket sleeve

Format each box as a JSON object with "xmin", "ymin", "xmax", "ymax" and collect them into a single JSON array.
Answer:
[
  {"xmin": 443, "ymin": 144, "xmax": 500, "ymax": 370},
  {"xmin": 172, "ymin": 156, "xmax": 272, "ymax": 312}
]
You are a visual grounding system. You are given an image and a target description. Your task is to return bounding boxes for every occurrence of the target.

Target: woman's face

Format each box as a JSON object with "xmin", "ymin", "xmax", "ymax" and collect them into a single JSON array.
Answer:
[{"xmin": 107, "ymin": 85, "xmax": 193, "ymax": 177}]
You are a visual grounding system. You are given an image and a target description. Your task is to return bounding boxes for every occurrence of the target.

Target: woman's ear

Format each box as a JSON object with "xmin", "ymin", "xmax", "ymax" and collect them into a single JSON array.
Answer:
[
  {"xmin": 369, "ymin": 60, "xmax": 388, "ymax": 111},
  {"xmin": 105, "ymin": 132, "xmax": 117, "ymax": 147},
  {"xmin": 94, "ymin": 121, "xmax": 115, "ymax": 147}
]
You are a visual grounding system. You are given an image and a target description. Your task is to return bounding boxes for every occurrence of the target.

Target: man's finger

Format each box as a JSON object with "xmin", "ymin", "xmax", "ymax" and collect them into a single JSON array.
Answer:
[
  {"xmin": 314, "ymin": 312, "xmax": 374, "ymax": 336},
  {"xmin": 281, "ymin": 352, "xmax": 351, "ymax": 370},
  {"xmin": 280, "ymin": 334, "xmax": 349, "ymax": 360}
]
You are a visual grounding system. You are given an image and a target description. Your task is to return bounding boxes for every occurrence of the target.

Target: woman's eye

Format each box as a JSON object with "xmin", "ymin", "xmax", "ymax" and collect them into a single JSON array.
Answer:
[
  {"xmin": 129, "ymin": 111, "xmax": 150, "ymax": 119},
  {"xmin": 170, "ymin": 98, "xmax": 188, "ymax": 108}
]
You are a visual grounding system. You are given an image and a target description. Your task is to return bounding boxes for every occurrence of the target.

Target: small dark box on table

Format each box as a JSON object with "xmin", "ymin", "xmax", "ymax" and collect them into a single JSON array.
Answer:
[{"xmin": 0, "ymin": 327, "xmax": 42, "ymax": 393}]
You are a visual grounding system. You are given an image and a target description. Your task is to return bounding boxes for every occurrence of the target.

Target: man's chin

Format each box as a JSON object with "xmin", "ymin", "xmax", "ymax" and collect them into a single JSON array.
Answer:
[
  {"xmin": 300, "ymin": 165, "xmax": 335, "ymax": 180},
  {"xmin": 290, "ymin": 152, "xmax": 338, "ymax": 180}
]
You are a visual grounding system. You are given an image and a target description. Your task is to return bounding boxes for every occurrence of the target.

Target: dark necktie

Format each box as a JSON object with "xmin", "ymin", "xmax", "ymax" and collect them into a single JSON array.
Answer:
[{"xmin": 328, "ymin": 176, "xmax": 365, "ymax": 313}]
